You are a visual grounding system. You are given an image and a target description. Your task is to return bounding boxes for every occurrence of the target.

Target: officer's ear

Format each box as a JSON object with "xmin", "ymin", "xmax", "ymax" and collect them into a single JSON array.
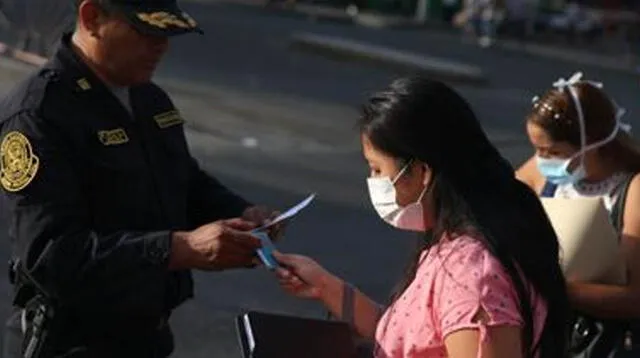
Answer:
[{"xmin": 77, "ymin": 0, "xmax": 111, "ymax": 37}]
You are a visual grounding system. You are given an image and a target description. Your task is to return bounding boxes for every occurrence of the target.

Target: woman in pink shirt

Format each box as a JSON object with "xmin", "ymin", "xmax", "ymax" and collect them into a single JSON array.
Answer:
[{"xmin": 273, "ymin": 77, "xmax": 569, "ymax": 357}]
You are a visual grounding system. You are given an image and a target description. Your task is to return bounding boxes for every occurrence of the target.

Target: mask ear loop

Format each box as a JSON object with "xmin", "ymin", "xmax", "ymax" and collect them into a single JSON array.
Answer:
[
  {"xmin": 565, "ymin": 81, "xmax": 628, "ymax": 167},
  {"xmin": 585, "ymin": 79, "xmax": 632, "ymax": 134},
  {"xmin": 551, "ymin": 72, "xmax": 588, "ymax": 174},
  {"xmin": 396, "ymin": 162, "xmax": 430, "ymax": 205},
  {"xmin": 611, "ymin": 99, "xmax": 632, "ymax": 134},
  {"xmin": 567, "ymin": 85, "xmax": 587, "ymax": 174},
  {"xmin": 415, "ymin": 164, "xmax": 431, "ymax": 203},
  {"xmin": 392, "ymin": 159, "xmax": 413, "ymax": 184}
]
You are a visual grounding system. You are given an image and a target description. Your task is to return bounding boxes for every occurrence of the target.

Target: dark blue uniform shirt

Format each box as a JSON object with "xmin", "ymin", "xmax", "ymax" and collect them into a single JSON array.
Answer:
[{"xmin": 0, "ymin": 33, "xmax": 251, "ymax": 357}]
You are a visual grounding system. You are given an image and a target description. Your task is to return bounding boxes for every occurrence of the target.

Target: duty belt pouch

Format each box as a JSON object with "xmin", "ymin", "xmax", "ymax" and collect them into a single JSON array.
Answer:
[{"xmin": 21, "ymin": 296, "xmax": 57, "ymax": 358}]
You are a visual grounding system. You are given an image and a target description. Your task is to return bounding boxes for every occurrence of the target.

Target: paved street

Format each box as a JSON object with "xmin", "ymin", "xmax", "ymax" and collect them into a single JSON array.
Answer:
[{"xmin": 0, "ymin": 2, "xmax": 639, "ymax": 357}]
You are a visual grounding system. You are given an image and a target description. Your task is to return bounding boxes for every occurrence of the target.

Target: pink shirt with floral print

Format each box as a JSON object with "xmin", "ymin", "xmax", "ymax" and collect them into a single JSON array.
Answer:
[{"xmin": 374, "ymin": 235, "xmax": 547, "ymax": 357}]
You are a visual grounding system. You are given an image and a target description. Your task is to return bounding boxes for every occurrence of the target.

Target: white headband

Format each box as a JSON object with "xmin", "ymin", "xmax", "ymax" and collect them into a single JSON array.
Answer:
[
  {"xmin": 540, "ymin": 72, "xmax": 632, "ymax": 164},
  {"xmin": 532, "ymin": 71, "xmax": 631, "ymax": 133}
]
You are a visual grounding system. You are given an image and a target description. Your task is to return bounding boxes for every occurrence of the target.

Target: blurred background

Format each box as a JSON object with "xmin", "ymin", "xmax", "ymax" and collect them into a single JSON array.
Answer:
[{"xmin": 0, "ymin": 0, "xmax": 638, "ymax": 356}]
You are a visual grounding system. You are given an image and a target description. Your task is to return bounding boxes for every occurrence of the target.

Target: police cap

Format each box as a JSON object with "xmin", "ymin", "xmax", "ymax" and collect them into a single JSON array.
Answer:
[{"xmin": 97, "ymin": 0, "xmax": 203, "ymax": 36}]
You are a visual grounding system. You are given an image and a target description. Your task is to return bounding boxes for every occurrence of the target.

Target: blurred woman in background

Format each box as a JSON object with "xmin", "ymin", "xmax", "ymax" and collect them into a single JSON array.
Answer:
[{"xmin": 517, "ymin": 72, "xmax": 640, "ymax": 356}]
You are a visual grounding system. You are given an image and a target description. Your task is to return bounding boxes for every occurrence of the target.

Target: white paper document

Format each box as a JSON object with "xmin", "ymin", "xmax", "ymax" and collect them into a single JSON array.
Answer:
[
  {"xmin": 254, "ymin": 193, "xmax": 316, "ymax": 232},
  {"xmin": 540, "ymin": 196, "xmax": 626, "ymax": 285}
]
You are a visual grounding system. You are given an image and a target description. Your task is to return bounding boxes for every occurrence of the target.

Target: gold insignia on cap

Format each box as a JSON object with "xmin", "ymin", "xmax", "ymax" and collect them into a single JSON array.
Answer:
[
  {"xmin": 182, "ymin": 12, "xmax": 198, "ymax": 28},
  {"xmin": 136, "ymin": 12, "xmax": 197, "ymax": 29},
  {"xmin": 98, "ymin": 129, "xmax": 129, "ymax": 146},
  {"xmin": 0, "ymin": 131, "xmax": 40, "ymax": 192},
  {"xmin": 154, "ymin": 110, "xmax": 185, "ymax": 129},
  {"xmin": 77, "ymin": 78, "xmax": 91, "ymax": 91}
]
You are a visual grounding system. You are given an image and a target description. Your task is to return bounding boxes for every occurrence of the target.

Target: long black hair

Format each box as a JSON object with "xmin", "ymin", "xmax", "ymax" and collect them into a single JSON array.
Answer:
[{"xmin": 360, "ymin": 77, "xmax": 569, "ymax": 357}]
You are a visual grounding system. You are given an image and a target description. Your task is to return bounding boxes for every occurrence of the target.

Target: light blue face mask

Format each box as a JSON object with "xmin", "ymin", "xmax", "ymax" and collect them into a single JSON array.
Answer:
[
  {"xmin": 533, "ymin": 72, "xmax": 631, "ymax": 186},
  {"xmin": 535, "ymin": 155, "xmax": 586, "ymax": 185}
]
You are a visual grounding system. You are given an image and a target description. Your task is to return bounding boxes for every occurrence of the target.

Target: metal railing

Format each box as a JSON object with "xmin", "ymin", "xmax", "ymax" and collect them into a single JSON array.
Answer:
[{"xmin": 0, "ymin": 0, "xmax": 75, "ymax": 58}]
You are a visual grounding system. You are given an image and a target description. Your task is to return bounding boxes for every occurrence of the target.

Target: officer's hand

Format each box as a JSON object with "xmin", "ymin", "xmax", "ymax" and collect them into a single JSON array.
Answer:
[
  {"xmin": 242, "ymin": 205, "xmax": 277, "ymax": 226},
  {"xmin": 242, "ymin": 205, "xmax": 286, "ymax": 241},
  {"xmin": 169, "ymin": 218, "xmax": 262, "ymax": 271}
]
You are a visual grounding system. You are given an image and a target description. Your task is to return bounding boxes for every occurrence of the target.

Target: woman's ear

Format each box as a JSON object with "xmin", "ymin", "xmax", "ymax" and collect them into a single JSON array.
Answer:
[
  {"xmin": 414, "ymin": 161, "xmax": 432, "ymax": 186},
  {"xmin": 423, "ymin": 165, "xmax": 432, "ymax": 187}
]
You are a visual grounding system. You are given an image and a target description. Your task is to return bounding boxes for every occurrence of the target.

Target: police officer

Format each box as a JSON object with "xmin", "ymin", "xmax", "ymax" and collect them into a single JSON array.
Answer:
[{"xmin": 0, "ymin": 0, "xmax": 281, "ymax": 357}]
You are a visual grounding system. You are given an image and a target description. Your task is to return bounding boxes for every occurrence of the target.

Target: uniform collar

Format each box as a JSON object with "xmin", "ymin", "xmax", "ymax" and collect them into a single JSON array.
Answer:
[
  {"xmin": 46, "ymin": 33, "xmax": 99, "ymax": 93},
  {"xmin": 49, "ymin": 33, "xmax": 142, "ymax": 94},
  {"xmin": 47, "ymin": 33, "xmax": 141, "ymax": 124}
]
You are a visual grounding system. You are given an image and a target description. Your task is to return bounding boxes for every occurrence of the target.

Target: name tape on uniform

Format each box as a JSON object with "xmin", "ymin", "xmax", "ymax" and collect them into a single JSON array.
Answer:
[
  {"xmin": 98, "ymin": 129, "xmax": 129, "ymax": 146},
  {"xmin": 0, "ymin": 131, "xmax": 40, "ymax": 192},
  {"xmin": 153, "ymin": 110, "xmax": 184, "ymax": 129}
]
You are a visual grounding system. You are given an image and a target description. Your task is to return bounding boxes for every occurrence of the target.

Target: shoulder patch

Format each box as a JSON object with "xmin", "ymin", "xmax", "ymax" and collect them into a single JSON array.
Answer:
[
  {"xmin": 153, "ymin": 110, "xmax": 184, "ymax": 129},
  {"xmin": 0, "ymin": 131, "xmax": 40, "ymax": 192}
]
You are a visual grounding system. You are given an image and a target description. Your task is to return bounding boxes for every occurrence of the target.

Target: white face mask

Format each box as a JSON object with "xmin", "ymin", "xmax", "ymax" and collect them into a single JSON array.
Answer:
[{"xmin": 366, "ymin": 162, "xmax": 428, "ymax": 232}]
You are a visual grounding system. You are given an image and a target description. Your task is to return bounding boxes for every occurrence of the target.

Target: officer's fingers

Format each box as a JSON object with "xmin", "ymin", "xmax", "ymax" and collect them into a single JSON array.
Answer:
[
  {"xmin": 220, "ymin": 228, "xmax": 262, "ymax": 250},
  {"xmin": 243, "ymin": 258, "xmax": 260, "ymax": 269},
  {"xmin": 269, "ymin": 223, "xmax": 286, "ymax": 240},
  {"xmin": 251, "ymin": 257, "xmax": 262, "ymax": 267},
  {"xmin": 270, "ymin": 210, "xmax": 281, "ymax": 220},
  {"xmin": 217, "ymin": 243, "xmax": 260, "ymax": 264},
  {"xmin": 221, "ymin": 218, "xmax": 257, "ymax": 232},
  {"xmin": 240, "ymin": 206, "xmax": 274, "ymax": 228},
  {"xmin": 239, "ymin": 252, "xmax": 262, "ymax": 269},
  {"xmin": 267, "ymin": 211, "xmax": 281, "ymax": 226},
  {"xmin": 212, "ymin": 252, "xmax": 258, "ymax": 270}
]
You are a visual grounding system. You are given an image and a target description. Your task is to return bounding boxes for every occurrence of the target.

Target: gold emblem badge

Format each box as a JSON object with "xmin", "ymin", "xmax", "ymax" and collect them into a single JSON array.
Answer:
[
  {"xmin": 98, "ymin": 129, "xmax": 129, "ymax": 146},
  {"xmin": 136, "ymin": 12, "xmax": 198, "ymax": 30},
  {"xmin": 0, "ymin": 131, "xmax": 40, "ymax": 192},
  {"xmin": 77, "ymin": 78, "xmax": 91, "ymax": 91},
  {"xmin": 154, "ymin": 110, "xmax": 185, "ymax": 129}
]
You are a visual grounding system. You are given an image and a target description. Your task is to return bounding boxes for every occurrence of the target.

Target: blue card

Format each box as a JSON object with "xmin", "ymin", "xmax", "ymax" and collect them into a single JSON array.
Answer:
[{"xmin": 253, "ymin": 231, "xmax": 279, "ymax": 270}]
